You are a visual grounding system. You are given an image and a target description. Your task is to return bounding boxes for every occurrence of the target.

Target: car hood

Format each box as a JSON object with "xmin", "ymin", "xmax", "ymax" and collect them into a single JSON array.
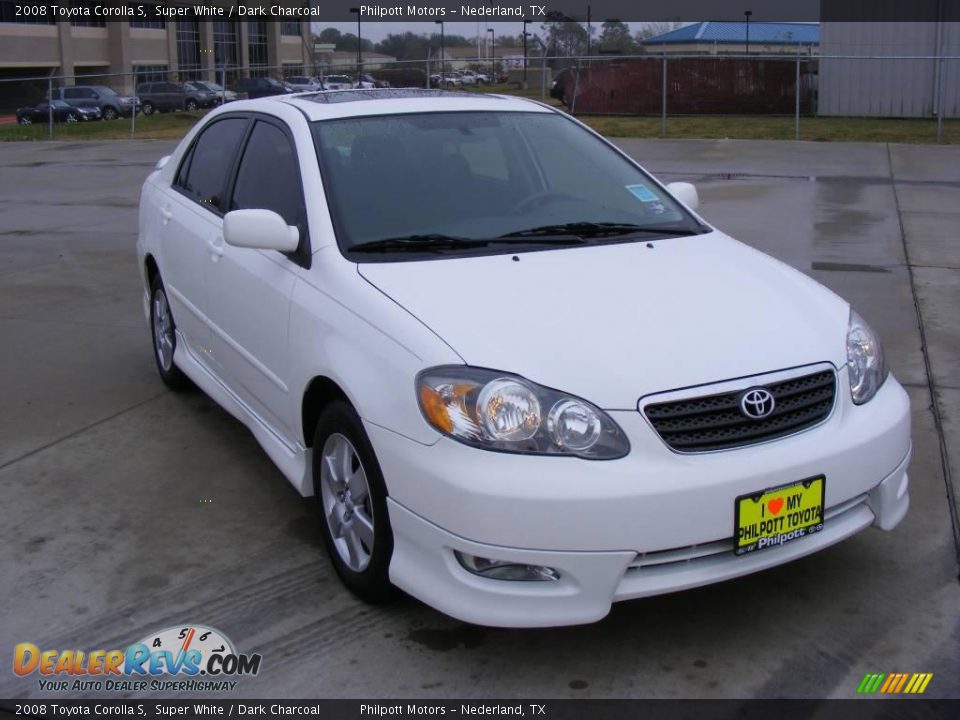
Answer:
[{"xmin": 358, "ymin": 232, "xmax": 849, "ymax": 409}]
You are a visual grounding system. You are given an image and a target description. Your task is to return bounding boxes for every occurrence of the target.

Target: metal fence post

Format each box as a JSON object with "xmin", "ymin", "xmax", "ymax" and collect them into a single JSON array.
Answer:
[
  {"xmin": 130, "ymin": 71, "xmax": 136, "ymax": 139},
  {"xmin": 47, "ymin": 76, "xmax": 53, "ymax": 140},
  {"xmin": 570, "ymin": 59, "xmax": 580, "ymax": 114},
  {"xmin": 795, "ymin": 51, "xmax": 801, "ymax": 141},
  {"xmin": 541, "ymin": 48, "xmax": 547, "ymax": 102},
  {"xmin": 936, "ymin": 56, "xmax": 945, "ymax": 144},
  {"xmin": 661, "ymin": 55, "xmax": 667, "ymax": 138}
]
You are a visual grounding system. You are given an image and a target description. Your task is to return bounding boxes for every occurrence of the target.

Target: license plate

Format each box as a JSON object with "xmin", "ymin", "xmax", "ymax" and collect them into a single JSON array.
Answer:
[{"xmin": 734, "ymin": 476, "xmax": 825, "ymax": 555}]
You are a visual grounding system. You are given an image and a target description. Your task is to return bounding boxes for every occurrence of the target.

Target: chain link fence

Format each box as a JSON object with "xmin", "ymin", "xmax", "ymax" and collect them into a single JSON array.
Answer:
[{"xmin": 0, "ymin": 53, "xmax": 956, "ymax": 143}]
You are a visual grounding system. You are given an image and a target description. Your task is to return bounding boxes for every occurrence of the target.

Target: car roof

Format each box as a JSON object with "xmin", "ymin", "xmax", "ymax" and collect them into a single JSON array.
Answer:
[{"xmin": 224, "ymin": 89, "xmax": 553, "ymax": 121}]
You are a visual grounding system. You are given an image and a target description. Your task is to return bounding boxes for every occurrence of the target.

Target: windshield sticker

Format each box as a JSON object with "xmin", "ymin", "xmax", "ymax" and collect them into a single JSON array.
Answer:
[{"xmin": 626, "ymin": 184, "xmax": 659, "ymax": 202}]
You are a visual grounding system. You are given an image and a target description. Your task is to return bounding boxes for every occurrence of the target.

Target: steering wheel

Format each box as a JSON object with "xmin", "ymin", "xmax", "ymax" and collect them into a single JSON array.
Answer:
[{"xmin": 511, "ymin": 191, "xmax": 579, "ymax": 215}]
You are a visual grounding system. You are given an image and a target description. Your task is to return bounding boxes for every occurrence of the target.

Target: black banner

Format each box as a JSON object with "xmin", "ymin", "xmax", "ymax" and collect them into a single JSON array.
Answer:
[
  {"xmin": 13, "ymin": 0, "xmax": 960, "ymax": 23},
  {"xmin": 2, "ymin": 700, "xmax": 960, "ymax": 720}
]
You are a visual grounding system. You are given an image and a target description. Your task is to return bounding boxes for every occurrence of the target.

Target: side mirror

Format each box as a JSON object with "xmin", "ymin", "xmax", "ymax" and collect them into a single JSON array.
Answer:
[
  {"xmin": 155, "ymin": 155, "xmax": 170, "ymax": 171},
  {"xmin": 91, "ymin": 93, "xmax": 100, "ymax": 100},
  {"xmin": 223, "ymin": 209, "xmax": 299, "ymax": 252},
  {"xmin": 666, "ymin": 182, "xmax": 699, "ymax": 212}
]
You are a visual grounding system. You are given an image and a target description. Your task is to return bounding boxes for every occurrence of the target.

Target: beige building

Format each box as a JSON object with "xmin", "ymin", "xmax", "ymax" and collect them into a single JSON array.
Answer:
[{"xmin": 0, "ymin": 11, "xmax": 312, "ymax": 99}]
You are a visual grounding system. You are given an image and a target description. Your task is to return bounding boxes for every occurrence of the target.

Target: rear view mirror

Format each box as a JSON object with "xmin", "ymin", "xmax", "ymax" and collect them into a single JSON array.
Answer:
[
  {"xmin": 223, "ymin": 209, "xmax": 299, "ymax": 252},
  {"xmin": 666, "ymin": 182, "xmax": 699, "ymax": 211}
]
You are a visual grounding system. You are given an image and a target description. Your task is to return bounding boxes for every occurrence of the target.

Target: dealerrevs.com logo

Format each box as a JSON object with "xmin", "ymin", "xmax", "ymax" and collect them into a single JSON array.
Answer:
[{"xmin": 13, "ymin": 624, "xmax": 261, "ymax": 693}]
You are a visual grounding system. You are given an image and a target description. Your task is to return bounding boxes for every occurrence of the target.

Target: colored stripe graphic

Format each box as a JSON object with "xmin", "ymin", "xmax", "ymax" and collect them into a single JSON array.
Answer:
[{"xmin": 857, "ymin": 672, "xmax": 932, "ymax": 694}]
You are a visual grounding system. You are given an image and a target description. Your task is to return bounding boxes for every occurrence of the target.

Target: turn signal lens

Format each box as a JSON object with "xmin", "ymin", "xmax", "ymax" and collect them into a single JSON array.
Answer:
[{"xmin": 455, "ymin": 551, "xmax": 561, "ymax": 582}]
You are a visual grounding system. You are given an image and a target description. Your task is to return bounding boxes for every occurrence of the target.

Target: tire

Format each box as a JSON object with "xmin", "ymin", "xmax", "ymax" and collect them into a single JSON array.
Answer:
[
  {"xmin": 102, "ymin": 106, "xmax": 117, "ymax": 120},
  {"xmin": 149, "ymin": 274, "xmax": 192, "ymax": 392},
  {"xmin": 18, "ymin": 115, "xmax": 31, "ymax": 126},
  {"xmin": 313, "ymin": 400, "xmax": 397, "ymax": 604},
  {"xmin": 141, "ymin": 101, "xmax": 154, "ymax": 116},
  {"xmin": 185, "ymin": 99, "xmax": 198, "ymax": 111},
  {"xmin": 65, "ymin": 113, "xmax": 78, "ymax": 123}
]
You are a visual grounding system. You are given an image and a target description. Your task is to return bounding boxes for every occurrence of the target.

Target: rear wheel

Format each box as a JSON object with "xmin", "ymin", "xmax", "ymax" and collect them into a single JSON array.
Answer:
[
  {"xmin": 102, "ymin": 106, "xmax": 117, "ymax": 120},
  {"xmin": 18, "ymin": 115, "xmax": 31, "ymax": 125},
  {"xmin": 313, "ymin": 401, "xmax": 396, "ymax": 604},
  {"xmin": 185, "ymin": 99, "xmax": 198, "ymax": 111},
  {"xmin": 141, "ymin": 101, "xmax": 155, "ymax": 116},
  {"xmin": 149, "ymin": 274, "xmax": 192, "ymax": 392},
  {"xmin": 65, "ymin": 113, "xmax": 78, "ymax": 123}
]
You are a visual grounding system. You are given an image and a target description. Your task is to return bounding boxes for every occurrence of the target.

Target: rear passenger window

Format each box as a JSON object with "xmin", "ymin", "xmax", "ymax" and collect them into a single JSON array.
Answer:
[
  {"xmin": 230, "ymin": 120, "xmax": 305, "ymax": 231},
  {"xmin": 175, "ymin": 117, "xmax": 247, "ymax": 212}
]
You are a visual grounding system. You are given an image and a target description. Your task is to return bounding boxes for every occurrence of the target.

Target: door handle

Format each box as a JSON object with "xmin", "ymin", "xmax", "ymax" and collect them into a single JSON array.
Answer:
[
  {"xmin": 160, "ymin": 206, "xmax": 172, "ymax": 224},
  {"xmin": 208, "ymin": 236, "xmax": 224, "ymax": 260}
]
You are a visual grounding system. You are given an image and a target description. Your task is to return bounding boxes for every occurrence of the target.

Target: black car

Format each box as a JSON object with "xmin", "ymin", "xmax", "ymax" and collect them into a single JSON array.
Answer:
[
  {"xmin": 181, "ymin": 81, "xmax": 220, "ymax": 110},
  {"xmin": 17, "ymin": 99, "xmax": 101, "ymax": 125},
  {"xmin": 231, "ymin": 77, "xmax": 289, "ymax": 99},
  {"xmin": 136, "ymin": 82, "xmax": 188, "ymax": 115},
  {"xmin": 49, "ymin": 85, "xmax": 138, "ymax": 120}
]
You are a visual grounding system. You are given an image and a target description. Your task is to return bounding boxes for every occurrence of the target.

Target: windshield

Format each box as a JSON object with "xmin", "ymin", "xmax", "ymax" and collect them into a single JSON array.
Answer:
[
  {"xmin": 91, "ymin": 86, "xmax": 117, "ymax": 96},
  {"xmin": 313, "ymin": 111, "xmax": 704, "ymax": 258}
]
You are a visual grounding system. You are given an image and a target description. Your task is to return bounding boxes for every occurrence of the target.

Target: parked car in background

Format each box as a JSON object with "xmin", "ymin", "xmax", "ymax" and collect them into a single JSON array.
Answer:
[
  {"xmin": 355, "ymin": 74, "xmax": 377, "ymax": 89},
  {"xmin": 429, "ymin": 73, "xmax": 462, "ymax": 89},
  {"xmin": 323, "ymin": 75, "xmax": 355, "ymax": 90},
  {"xmin": 180, "ymin": 81, "xmax": 220, "ymax": 110},
  {"xmin": 455, "ymin": 70, "xmax": 477, "ymax": 85},
  {"xmin": 136, "ymin": 82, "xmax": 188, "ymax": 115},
  {"xmin": 17, "ymin": 99, "xmax": 100, "ymax": 125},
  {"xmin": 50, "ymin": 85, "xmax": 138, "ymax": 120},
  {"xmin": 232, "ymin": 76, "xmax": 290, "ymax": 99},
  {"xmin": 188, "ymin": 80, "xmax": 242, "ymax": 104},
  {"xmin": 285, "ymin": 76, "xmax": 322, "ymax": 92},
  {"xmin": 462, "ymin": 70, "xmax": 489, "ymax": 84}
]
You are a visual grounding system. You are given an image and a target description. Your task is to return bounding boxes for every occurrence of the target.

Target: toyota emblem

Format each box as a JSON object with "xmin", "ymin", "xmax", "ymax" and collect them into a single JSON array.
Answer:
[{"xmin": 739, "ymin": 388, "xmax": 776, "ymax": 419}]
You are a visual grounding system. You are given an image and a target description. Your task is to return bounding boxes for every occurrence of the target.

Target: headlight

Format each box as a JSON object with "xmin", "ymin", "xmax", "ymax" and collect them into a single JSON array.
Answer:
[
  {"xmin": 417, "ymin": 366, "xmax": 629, "ymax": 459},
  {"xmin": 847, "ymin": 309, "xmax": 888, "ymax": 404}
]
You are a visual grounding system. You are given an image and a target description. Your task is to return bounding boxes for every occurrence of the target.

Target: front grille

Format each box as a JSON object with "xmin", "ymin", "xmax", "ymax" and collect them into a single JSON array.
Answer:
[{"xmin": 643, "ymin": 369, "xmax": 836, "ymax": 452}]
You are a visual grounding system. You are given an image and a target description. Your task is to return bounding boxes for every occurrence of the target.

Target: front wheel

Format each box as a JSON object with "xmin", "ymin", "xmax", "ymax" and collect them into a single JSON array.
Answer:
[
  {"xmin": 102, "ymin": 106, "xmax": 117, "ymax": 120},
  {"xmin": 185, "ymin": 99, "xmax": 198, "ymax": 111},
  {"xmin": 313, "ymin": 401, "xmax": 396, "ymax": 604},
  {"xmin": 18, "ymin": 115, "xmax": 32, "ymax": 125},
  {"xmin": 149, "ymin": 275, "xmax": 192, "ymax": 392},
  {"xmin": 141, "ymin": 101, "xmax": 155, "ymax": 116},
  {"xmin": 65, "ymin": 113, "xmax": 78, "ymax": 123}
]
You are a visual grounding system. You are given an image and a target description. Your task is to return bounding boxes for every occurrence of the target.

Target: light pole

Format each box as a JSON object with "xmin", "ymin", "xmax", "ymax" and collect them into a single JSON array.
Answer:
[
  {"xmin": 488, "ymin": 28, "xmax": 495, "ymax": 84},
  {"xmin": 435, "ymin": 20, "xmax": 445, "ymax": 83},
  {"xmin": 744, "ymin": 10, "xmax": 752, "ymax": 55},
  {"xmin": 522, "ymin": 19, "xmax": 532, "ymax": 84},
  {"xmin": 349, "ymin": 7, "xmax": 361, "ymax": 78}
]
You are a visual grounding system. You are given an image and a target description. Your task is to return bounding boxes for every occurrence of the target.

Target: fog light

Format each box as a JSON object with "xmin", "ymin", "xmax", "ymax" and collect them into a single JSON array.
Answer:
[{"xmin": 455, "ymin": 551, "xmax": 560, "ymax": 582}]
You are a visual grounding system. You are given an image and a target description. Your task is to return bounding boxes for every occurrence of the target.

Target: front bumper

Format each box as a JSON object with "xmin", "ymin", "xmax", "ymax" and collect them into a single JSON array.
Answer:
[
  {"xmin": 387, "ymin": 448, "xmax": 908, "ymax": 627},
  {"xmin": 370, "ymin": 372, "xmax": 911, "ymax": 627}
]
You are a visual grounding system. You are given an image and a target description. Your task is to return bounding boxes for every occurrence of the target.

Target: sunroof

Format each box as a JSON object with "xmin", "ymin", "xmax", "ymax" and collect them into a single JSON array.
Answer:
[{"xmin": 298, "ymin": 88, "xmax": 500, "ymax": 104}]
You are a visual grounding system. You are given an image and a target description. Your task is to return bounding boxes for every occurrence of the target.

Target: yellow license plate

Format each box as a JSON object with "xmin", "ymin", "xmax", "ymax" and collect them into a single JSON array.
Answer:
[{"xmin": 734, "ymin": 476, "xmax": 825, "ymax": 555}]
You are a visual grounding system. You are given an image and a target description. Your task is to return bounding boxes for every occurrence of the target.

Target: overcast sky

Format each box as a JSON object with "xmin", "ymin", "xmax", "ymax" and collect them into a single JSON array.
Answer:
[{"xmin": 312, "ymin": 21, "xmax": 668, "ymax": 44}]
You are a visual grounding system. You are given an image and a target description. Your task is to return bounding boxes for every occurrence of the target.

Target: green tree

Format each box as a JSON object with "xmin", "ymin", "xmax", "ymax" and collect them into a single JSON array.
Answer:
[{"xmin": 598, "ymin": 20, "xmax": 635, "ymax": 54}]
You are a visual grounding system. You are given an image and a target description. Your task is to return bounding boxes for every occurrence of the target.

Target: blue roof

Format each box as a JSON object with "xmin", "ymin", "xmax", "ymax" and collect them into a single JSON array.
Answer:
[{"xmin": 644, "ymin": 22, "xmax": 819, "ymax": 46}]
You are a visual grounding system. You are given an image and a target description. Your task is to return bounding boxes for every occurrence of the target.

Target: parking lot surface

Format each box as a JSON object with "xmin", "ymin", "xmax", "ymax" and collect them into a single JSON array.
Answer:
[{"xmin": 1, "ymin": 138, "xmax": 958, "ymax": 699}]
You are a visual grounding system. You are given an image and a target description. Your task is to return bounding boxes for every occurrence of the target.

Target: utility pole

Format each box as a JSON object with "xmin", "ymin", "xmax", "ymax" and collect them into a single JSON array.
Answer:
[
  {"xmin": 488, "ymin": 27, "xmax": 495, "ymax": 83},
  {"xmin": 436, "ymin": 20, "xmax": 445, "ymax": 83},
  {"xmin": 744, "ymin": 10, "xmax": 752, "ymax": 54},
  {"xmin": 349, "ymin": 7, "xmax": 361, "ymax": 78},
  {"xmin": 522, "ymin": 19, "xmax": 532, "ymax": 85}
]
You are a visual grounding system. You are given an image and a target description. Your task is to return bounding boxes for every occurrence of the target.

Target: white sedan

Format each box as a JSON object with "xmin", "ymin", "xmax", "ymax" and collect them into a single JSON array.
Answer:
[{"xmin": 137, "ymin": 91, "xmax": 910, "ymax": 627}]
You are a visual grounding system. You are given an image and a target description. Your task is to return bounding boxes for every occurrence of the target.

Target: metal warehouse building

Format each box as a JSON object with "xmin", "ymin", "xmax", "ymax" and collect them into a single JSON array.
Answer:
[{"xmin": 819, "ymin": 21, "xmax": 960, "ymax": 118}]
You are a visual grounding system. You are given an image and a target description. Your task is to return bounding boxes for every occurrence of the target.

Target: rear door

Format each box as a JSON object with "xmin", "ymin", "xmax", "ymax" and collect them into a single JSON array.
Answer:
[
  {"xmin": 204, "ymin": 117, "xmax": 308, "ymax": 437},
  {"xmin": 156, "ymin": 116, "xmax": 249, "ymax": 368}
]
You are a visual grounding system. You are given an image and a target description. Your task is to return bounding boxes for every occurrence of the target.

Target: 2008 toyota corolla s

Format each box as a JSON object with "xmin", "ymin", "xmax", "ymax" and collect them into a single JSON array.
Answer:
[{"xmin": 136, "ymin": 89, "xmax": 910, "ymax": 627}]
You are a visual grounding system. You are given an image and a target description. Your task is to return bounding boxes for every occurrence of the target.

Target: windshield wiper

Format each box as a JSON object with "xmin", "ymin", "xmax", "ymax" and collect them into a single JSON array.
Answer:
[
  {"xmin": 499, "ymin": 222, "xmax": 704, "ymax": 240},
  {"xmin": 350, "ymin": 234, "xmax": 586, "ymax": 253}
]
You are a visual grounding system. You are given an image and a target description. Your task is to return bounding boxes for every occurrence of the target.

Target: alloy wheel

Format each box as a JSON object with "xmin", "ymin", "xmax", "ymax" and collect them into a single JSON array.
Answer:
[
  {"xmin": 319, "ymin": 433, "xmax": 375, "ymax": 572},
  {"xmin": 152, "ymin": 289, "xmax": 175, "ymax": 372}
]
